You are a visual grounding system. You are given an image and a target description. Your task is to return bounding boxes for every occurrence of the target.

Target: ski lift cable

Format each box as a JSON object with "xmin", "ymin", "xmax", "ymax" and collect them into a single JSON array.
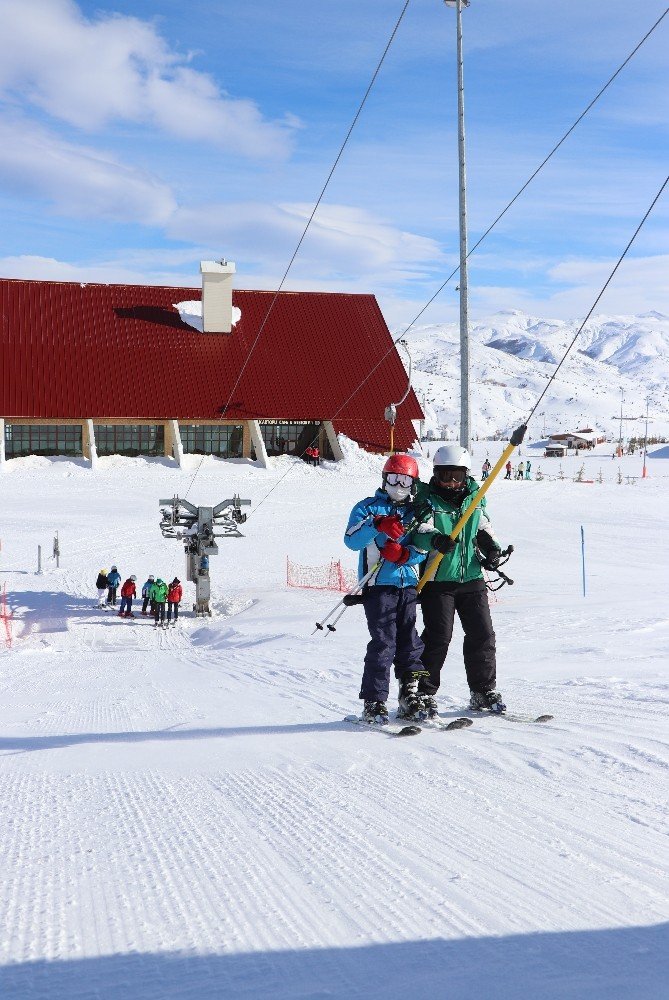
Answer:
[
  {"xmin": 249, "ymin": 5, "xmax": 669, "ymax": 521},
  {"xmin": 525, "ymin": 173, "xmax": 669, "ymax": 426},
  {"xmin": 179, "ymin": 0, "xmax": 412, "ymax": 503}
]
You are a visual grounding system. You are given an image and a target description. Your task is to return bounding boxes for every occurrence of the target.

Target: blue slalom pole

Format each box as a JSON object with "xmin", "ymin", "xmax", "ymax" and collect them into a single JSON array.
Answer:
[{"xmin": 580, "ymin": 526, "xmax": 586, "ymax": 597}]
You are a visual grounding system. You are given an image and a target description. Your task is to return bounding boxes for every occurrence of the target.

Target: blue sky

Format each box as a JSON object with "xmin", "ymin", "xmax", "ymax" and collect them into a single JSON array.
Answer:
[{"xmin": 0, "ymin": 0, "xmax": 667, "ymax": 328}]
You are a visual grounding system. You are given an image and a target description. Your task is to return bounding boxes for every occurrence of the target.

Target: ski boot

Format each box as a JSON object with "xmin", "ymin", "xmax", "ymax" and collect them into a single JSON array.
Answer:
[
  {"xmin": 362, "ymin": 700, "xmax": 389, "ymax": 725},
  {"xmin": 469, "ymin": 689, "xmax": 506, "ymax": 714},
  {"xmin": 397, "ymin": 670, "xmax": 430, "ymax": 720},
  {"xmin": 420, "ymin": 694, "xmax": 439, "ymax": 719}
]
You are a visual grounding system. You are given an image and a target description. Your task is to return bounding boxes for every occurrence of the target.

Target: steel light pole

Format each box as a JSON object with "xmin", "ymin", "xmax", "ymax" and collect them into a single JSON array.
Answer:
[
  {"xmin": 444, "ymin": 0, "xmax": 471, "ymax": 452},
  {"xmin": 618, "ymin": 388, "xmax": 624, "ymax": 456}
]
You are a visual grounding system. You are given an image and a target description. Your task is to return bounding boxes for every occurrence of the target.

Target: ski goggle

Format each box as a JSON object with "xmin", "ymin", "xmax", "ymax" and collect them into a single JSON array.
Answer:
[
  {"xmin": 385, "ymin": 472, "xmax": 415, "ymax": 489},
  {"xmin": 435, "ymin": 466, "xmax": 466, "ymax": 485}
]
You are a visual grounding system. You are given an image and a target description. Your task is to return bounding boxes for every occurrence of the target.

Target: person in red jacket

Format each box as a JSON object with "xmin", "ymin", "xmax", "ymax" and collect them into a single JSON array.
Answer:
[
  {"xmin": 119, "ymin": 576, "xmax": 137, "ymax": 618},
  {"xmin": 167, "ymin": 578, "xmax": 183, "ymax": 626}
]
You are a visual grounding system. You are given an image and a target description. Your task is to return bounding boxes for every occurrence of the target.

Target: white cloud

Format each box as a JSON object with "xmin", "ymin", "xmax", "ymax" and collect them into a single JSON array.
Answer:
[
  {"xmin": 0, "ymin": 254, "xmax": 197, "ymax": 287},
  {"xmin": 0, "ymin": 116, "xmax": 176, "ymax": 223},
  {"xmin": 168, "ymin": 201, "xmax": 444, "ymax": 283},
  {"xmin": 0, "ymin": 0, "xmax": 294, "ymax": 158}
]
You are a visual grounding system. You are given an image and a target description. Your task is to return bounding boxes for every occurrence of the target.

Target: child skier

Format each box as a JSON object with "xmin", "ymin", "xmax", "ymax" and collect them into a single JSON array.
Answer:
[
  {"xmin": 95, "ymin": 569, "xmax": 108, "ymax": 608},
  {"xmin": 106, "ymin": 565, "xmax": 121, "ymax": 606},
  {"xmin": 141, "ymin": 575, "xmax": 155, "ymax": 616},
  {"xmin": 150, "ymin": 578, "xmax": 168, "ymax": 628},
  {"xmin": 344, "ymin": 454, "xmax": 427, "ymax": 724},
  {"xmin": 119, "ymin": 576, "xmax": 137, "ymax": 617},
  {"xmin": 166, "ymin": 578, "xmax": 182, "ymax": 626}
]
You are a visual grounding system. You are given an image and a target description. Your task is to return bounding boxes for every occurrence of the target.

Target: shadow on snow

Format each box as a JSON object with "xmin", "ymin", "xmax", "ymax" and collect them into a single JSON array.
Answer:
[{"xmin": 1, "ymin": 925, "xmax": 668, "ymax": 999}]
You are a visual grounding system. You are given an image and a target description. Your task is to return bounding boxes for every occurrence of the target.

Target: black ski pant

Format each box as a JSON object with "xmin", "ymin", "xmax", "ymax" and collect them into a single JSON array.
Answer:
[
  {"xmin": 167, "ymin": 602, "xmax": 179, "ymax": 622},
  {"xmin": 106, "ymin": 586, "xmax": 117, "ymax": 605},
  {"xmin": 419, "ymin": 581, "xmax": 496, "ymax": 695},
  {"xmin": 154, "ymin": 602, "xmax": 166, "ymax": 624},
  {"xmin": 359, "ymin": 586, "xmax": 424, "ymax": 703}
]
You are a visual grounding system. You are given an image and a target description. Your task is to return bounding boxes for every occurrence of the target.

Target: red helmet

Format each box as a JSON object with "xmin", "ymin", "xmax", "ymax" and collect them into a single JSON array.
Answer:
[{"xmin": 382, "ymin": 454, "xmax": 419, "ymax": 478}]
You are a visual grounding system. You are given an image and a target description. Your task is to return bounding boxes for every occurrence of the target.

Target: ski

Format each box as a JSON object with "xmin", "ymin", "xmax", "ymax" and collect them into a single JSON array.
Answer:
[
  {"xmin": 416, "ymin": 715, "xmax": 473, "ymax": 731},
  {"xmin": 343, "ymin": 715, "xmax": 421, "ymax": 738},
  {"xmin": 461, "ymin": 708, "xmax": 553, "ymax": 724}
]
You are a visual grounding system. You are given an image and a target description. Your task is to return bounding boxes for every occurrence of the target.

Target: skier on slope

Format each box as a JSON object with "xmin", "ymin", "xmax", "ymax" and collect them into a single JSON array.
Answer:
[
  {"xmin": 343, "ymin": 454, "xmax": 427, "ymax": 724},
  {"xmin": 166, "ymin": 578, "xmax": 182, "ymax": 627},
  {"xmin": 95, "ymin": 569, "xmax": 108, "ymax": 608},
  {"xmin": 119, "ymin": 576, "xmax": 137, "ymax": 618},
  {"xmin": 150, "ymin": 578, "xmax": 168, "ymax": 628},
  {"xmin": 106, "ymin": 565, "xmax": 121, "ymax": 607},
  {"xmin": 410, "ymin": 446, "xmax": 507, "ymax": 717},
  {"xmin": 141, "ymin": 575, "xmax": 155, "ymax": 616}
]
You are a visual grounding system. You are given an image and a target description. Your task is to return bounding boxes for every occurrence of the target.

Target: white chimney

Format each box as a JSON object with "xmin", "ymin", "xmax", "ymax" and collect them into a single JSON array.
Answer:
[{"xmin": 200, "ymin": 259, "xmax": 236, "ymax": 333}]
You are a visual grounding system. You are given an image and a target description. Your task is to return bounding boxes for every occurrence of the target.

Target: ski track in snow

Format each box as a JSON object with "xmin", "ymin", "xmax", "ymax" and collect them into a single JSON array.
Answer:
[{"xmin": 1, "ymin": 450, "xmax": 668, "ymax": 998}]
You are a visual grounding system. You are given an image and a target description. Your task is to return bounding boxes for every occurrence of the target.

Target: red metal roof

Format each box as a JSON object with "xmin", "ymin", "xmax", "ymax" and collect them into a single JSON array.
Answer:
[{"xmin": 0, "ymin": 278, "xmax": 422, "ymax": 452}]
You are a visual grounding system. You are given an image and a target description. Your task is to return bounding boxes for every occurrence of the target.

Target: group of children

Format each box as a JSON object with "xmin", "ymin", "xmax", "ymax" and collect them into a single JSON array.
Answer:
[{"xmin": 94, "ymin": 568, "xmax": 183, "ymax": 628}]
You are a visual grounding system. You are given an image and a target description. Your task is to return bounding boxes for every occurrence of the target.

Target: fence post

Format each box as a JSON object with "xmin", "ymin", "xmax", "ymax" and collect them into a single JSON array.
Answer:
[
  {"xmin": 37, "ymin": 545, "xmax": 43, "ymax": 575},
  {"xmin": 580, "ymin": 526, "xmax": 586, "ymax": 597}
]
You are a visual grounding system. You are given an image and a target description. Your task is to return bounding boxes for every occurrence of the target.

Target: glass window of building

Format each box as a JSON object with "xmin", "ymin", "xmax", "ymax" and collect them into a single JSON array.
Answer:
[
  {"xmin": 94, "ymin": 424, "xmax": 164, "ymax": 457},
  {"xmin": 179, "ymin": 425, "xmax": 243, "ymax": 458},
  {"xmin": 4, "ymin": 424, "xmax": 83, "ymax": 458},
  {"xmin": 260, "ymin": 422, "xmax": 322, "ymax": 457}
]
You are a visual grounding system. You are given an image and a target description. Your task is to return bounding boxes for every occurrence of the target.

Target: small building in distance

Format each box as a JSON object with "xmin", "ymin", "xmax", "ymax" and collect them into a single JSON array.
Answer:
[{"xmin": 0, "ymin": 262, "xmax": 423, "ymax": 469}]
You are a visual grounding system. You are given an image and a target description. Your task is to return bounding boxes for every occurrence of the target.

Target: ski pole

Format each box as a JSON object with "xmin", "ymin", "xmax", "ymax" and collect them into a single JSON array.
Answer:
[
  {"xmin": 417, "ymin": 424, "xmax": 527, "ymax": 594},
  {"xmin": 313, "ymin": 499, "xmax": 434, "ymax": 634}
]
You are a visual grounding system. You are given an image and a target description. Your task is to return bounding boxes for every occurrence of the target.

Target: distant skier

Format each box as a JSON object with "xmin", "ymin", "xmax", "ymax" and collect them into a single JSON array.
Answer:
[
  {"xmin": 525, "ymin": 460, "xmax": 532, "ymax": 480},
  {"xmin": 410, "ymin": 446, "xmax": 508, "ymax": 717},
  {"xmin": 106, "ymin": 565, "xmax": 121, "ymax": 606},
  {"xmin": 150, "ymin": 578, "xmax": 168, "ymax": 628},
  {"xmin": 516, "ymin": 461, "xmax": 525, "ymax": 480},
  {"xmin": 504, "ymin": 461, "xmax": 512, "ymax": 480},
  {"xmin": 481, "ymin": 459, "xmax": 491, "ymax": 480},
  {"xmin": 119, "ymin": 576, "xmax": 137, "ymax": 618},
  {"xmin": 344, "ymin": 454, "xmax": 427, "ymax": 724},
  {"xmin": 312, "ymin": 446, "xmax": 320, "ymax": 466},
  {"xmin": 95, "ymin": 569, "xmax": 108, "ymax": 608},
  {"xmin": 166, "ymin": 578, "xmax": 183, "ymax": 627},
  {"xmin": 141, "ymin": 575, "xmax": 155, "ymax": 616}
]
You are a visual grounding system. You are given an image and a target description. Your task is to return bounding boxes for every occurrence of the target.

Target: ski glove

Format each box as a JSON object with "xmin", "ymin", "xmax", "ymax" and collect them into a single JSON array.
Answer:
[
  {"xmin": 373, "ymin": 513, "xmax": 405, "ymax": 540},
  {"xmin": 432, "ymin": 533, "xmax": 457, "ymax": 554},
  {"xmin": 380, "ymin": 540, "xmax": 410, "ymax": 565}
]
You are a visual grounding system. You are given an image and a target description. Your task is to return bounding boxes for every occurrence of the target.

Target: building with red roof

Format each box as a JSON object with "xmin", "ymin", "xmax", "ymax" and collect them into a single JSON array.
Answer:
[{"xmin": 0, "ymin": 262, "xmax": 423, "ymax": 468}]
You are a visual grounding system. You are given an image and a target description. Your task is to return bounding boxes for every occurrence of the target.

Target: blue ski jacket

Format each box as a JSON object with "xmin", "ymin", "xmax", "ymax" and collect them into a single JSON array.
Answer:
[
  {"xmin": 107, "ymin": 571, "xmax": 121, "ymax": 588},
  {"xmin": 344, "ymin": 489, "xmax": 426, "ymax": 588},
  {"xmin": 141, "ymin": 579, "xmax": 154, "ymax": 597}
]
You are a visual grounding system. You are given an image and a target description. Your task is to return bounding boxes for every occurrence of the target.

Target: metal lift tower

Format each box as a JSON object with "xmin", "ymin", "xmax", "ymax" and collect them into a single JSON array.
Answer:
[{"xmin": 159, "ymin": 495, "xmax": 251, "ymax": 616}]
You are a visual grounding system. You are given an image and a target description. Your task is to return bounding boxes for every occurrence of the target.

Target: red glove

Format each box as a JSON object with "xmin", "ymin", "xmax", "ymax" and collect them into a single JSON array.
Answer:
[
  {"xmin": 373, "ymin": 514, "xmax": 404, "ymax": 540},
  {"xmin": 380, "ymin": 540, "xmax": 410, "ymax": 565}
]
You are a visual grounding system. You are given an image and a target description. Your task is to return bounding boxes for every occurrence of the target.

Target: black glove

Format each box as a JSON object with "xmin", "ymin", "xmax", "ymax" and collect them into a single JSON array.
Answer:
[
  {"xmin": 433, "ymin": 533, "xmax": 457, "ymax": 554},
  {"xmin": 343, "ymin": 593, "xmax": 365, "ymax": 606}
]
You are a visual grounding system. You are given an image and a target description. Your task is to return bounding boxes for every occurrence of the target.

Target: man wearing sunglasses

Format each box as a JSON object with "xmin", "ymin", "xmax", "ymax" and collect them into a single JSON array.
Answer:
[
  {"xmin": 410, "ymin": 445, "xmax": 507, "ymax": 717},
  {"xmin": 344, "ymin": 453, "xmax": 427, "ymax": 725}
]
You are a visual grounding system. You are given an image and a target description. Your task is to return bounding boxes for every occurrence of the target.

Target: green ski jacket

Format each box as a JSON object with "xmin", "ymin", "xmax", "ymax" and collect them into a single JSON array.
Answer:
[
  {"xmin": 149, "ymin": 580, "xmax": 168, "ymax": 602},
  {"xmin": 411, "ymin": 477, "xmax": 500, "ymax": 584}
]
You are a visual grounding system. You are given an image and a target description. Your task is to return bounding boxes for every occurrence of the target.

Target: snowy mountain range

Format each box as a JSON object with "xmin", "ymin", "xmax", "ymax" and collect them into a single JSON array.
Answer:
[{"xmin": 399, "ymin": 311, "xmax": 669, "ymax": 442}]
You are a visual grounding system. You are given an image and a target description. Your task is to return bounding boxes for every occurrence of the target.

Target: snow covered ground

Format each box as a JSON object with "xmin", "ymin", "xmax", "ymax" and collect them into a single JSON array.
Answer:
[{"xmin": 1, "ymin": 442, "xmax": 668, "ymax": 999}]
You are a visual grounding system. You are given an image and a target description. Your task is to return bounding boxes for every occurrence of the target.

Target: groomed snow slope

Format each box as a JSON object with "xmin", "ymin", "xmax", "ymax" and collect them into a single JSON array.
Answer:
[{"xmin": 1, "ymin": 444, "xmax": 668, "ymax": 999}]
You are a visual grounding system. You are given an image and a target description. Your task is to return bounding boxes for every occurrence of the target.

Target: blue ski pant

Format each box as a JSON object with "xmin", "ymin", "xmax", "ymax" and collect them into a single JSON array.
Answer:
[
  {"xmin": 119, "ymin": 596, "xmax": 133, "ymax": 615},
  {"xmin": 359, "ymin": 586, "xmax": 424, "ymax": 702}
]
